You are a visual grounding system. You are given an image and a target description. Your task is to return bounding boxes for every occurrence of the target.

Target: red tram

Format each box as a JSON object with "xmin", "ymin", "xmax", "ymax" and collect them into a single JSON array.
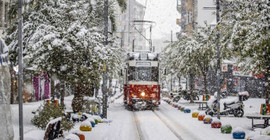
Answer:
[{"xmin": 123, "ymin": 52, "xmax": 160, "ymax": 110}]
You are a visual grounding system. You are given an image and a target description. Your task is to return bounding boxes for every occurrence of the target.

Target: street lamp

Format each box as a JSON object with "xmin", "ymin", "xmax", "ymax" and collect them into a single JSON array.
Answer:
[
  {"xmin": 216, "ymin": 0, "xmax": 221, "ymax": 119},
  {"xmin": 102, "ymin": 0, "xmax": 109, "ymax": 119},
  {"xmin": 17, "ymin": 0, "xmax": 24, "ymax": 139}
]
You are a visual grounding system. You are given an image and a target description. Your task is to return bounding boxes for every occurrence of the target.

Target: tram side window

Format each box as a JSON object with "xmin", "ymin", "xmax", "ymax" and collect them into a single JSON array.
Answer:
[
  {"xmin": 128, "ymin": 67, "xmax": 136, "ymax": 81},
  {"xmin": 151, "ymin": 67, "xmax": 159, "ymax": 81}
]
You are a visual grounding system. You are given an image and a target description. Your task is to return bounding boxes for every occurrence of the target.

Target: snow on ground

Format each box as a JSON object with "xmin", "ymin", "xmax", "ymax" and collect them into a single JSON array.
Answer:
[
  {"xmin": 11, "ymin": 93, "xmax": 269, "ymax": 140},
  {"xmin": 134, "ymin": 111, "xmax": 179, "ymax": 140}
]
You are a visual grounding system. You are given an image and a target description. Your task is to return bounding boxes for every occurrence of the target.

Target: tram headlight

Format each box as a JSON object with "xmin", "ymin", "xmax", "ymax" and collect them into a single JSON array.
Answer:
[{"xmin": 141, "ymin": 92, "xmax": 145, "ymax": 97}]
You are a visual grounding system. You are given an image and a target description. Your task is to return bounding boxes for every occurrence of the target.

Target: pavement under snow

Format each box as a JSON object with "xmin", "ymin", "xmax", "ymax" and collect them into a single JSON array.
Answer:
[{"xmin": 11, "ymin": 94, "xmax": 269, "ymax": 140}]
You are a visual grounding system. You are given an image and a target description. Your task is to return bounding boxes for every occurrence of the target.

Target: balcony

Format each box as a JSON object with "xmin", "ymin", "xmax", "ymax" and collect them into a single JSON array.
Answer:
[{"xmin": 177, "ymin": 0, "xmax": 181, "ymax": 14}]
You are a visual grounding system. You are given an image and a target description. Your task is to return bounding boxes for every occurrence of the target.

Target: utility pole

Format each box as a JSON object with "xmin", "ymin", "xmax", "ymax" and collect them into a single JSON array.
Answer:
[
  {"xmin": 170, "ymin": 30, "xmax": 173, "ymax": 93},
  {"xmin": 216, "ymin": 0, "xmax": 221, "ymax": 119},
  {"xmin": 102, "ymin": 0, "xmax": 108, "ymax": 119},
  {"xmin": 18, "ymin": 0, "xmax": 24, "ymax": 139},
  {"xmin": 128, "ymin": 0, "xmax": 131, "ymax": 52}
]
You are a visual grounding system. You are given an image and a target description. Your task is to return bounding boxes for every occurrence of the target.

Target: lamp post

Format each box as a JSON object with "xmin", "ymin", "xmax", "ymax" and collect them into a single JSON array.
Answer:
[
  {"xmin": 216, "ymin": 0, "xmax": 221, "ymax": 119},
  {"xmin": 102, "ymin": 0, "xmax": 108, "ymax": 119},
  {"xmin": 18, "ymin": 0, "xmax": 24, "ymax": 139}
]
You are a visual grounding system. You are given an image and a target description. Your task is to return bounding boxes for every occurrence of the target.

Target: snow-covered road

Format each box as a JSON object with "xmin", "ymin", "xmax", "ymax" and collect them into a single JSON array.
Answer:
[
  {"xmin": 12, "ymin": 95, "xmax": 267, "ymax": 140},
  {"xmin": 134, "ymin": 110, "xmax": 180, "ymax": 140}
]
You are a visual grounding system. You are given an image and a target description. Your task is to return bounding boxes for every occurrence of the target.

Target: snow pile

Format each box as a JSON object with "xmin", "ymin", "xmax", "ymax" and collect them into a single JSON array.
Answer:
[
  {"xmin": 247, "ymin": 131, "xmax": 270, "ymax": 140},
  {"xmin": 246, "ymin": 127, "xmax": 270, "ymax": 140},
  {"xmin": 72, "ymin": 114, "xmax": 81, "ymax": 120},
  {"xmin": 65, "ymin": 134, "xmax": 80, "ymax": 140},
  {"xmin": 212, "ymin": 118, "xmax": 221, "ymax": 123},
  {"xmin": 81, "ymin": 120, "xmax": 91, "ymax": 127},
  {"xmin": 45, "ymin": 117, "xmax": 62, "ymax": 129},
  {"xmin": 92, "ymin": 115, "xmax": 102, "ymax": 121},
  {"xmin": 250, "ymin": 135, "xmax": 270, "ymax": 140},
  {"xmin": 148, "ymin": 53, "xmax": 158, "ymax": 60},
  {"xmin": 261, "ymin": 126, "xmax": 270, "ymax": 136},
  {"xmin": 232, "ymin": 127, "xmax": 245, "ymax": 133},
  {"xmin": 24, "ymin": 130, "xmax": 45, "ymax": 140},
  {"xmin": 238, "ymin": 91, "xmax": 249, "ymax": 96}
]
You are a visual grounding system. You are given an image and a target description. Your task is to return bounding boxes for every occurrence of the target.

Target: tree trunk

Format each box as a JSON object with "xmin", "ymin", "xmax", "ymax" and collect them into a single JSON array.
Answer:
[
  {"xmin": 190, "ymin": 73, "xmax": 194, "ymax": 103},
  {"xmin": 95, "ymin": 85, "xmax": 100, "ymax": 98},
  {"xmin": 10, "ymin": 69, "xmax": 15, "ymax": 104},
  {"xmin": 203, "ymin": 73, "xmax": 208, "ymax": 94},
  {"xmin": 51, "ymin": 79, "xmax": 55, "ymax": 100},
  {"xmin": 72, "ymin": 84, "xmax": 83, "ymax": 112},
  {"xmin": 108, "ymin": 78, "xmax": 112, "ymax": 96},
  {"xmin": 265, "ymin": 66, "xmax": 270, "ymax": 105},
  {"xmin": 0, "ymin": 66, "xmax": 14, "ymax": 140},
  {"xmin": 60, "ymin": 82, "xmax": 65, "ymax": 107},
  {"xmin": 177, "ymin": 75, "xmax": 181, "ymax": 91}
]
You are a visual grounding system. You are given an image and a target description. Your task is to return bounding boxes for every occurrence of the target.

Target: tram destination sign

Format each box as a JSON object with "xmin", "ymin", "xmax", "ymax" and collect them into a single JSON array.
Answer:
[{"xmin": 136, "ymin": 62, "xmax": 151, "ymax": 67}]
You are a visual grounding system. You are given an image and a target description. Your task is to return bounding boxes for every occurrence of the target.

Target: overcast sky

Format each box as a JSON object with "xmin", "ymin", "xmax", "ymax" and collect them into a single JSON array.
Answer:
[{"xmin": 136, "ymin": 0, "xmax": 181, "ymax": 40}]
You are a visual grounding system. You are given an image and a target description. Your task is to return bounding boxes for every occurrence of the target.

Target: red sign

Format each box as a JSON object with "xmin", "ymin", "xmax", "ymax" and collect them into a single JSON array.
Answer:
[
  {"xmin": 233, "ymin": 65, "xmax": 239, "ymax": 71},
  {"xmin": 252, "ymin": 72, "xmax": 264, "ymax": 78},
  {"xmin": 221, "ymin": 64, "xmax": 228, "ymax": 72}
]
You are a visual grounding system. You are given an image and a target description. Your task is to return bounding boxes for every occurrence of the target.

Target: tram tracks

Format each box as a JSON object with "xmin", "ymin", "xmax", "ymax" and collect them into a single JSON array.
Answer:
[
  {"xmin": 152, "ymin": 110, "xmax": 184, "ymax": 140},
  {"xmin": 132, "ymin": 111, "xmax": 145, "ymax": 140},
  {"xmin": 132, "ymin": 110, "xmax": 184, "ymax": 140}
]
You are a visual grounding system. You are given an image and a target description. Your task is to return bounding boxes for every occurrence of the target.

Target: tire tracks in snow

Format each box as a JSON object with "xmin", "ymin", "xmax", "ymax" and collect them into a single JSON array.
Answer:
[
  {"xmin": 132, "ymin": 111, "xmax": 145, "ymax": 140},
  {"xmin": 152, "ymin": 110, "xmax": 184, "ymax": 140},
  {"xmin": 154, "ymin": 105, "xmax": 201, "ymax": 140},
  {"xmin": 133, "ymin": 109, "xmax": 183, "ymax": 140}
]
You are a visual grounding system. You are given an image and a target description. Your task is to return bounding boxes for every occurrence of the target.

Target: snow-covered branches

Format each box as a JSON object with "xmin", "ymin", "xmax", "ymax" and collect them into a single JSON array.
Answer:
[
  {"xmin": 220, "ymin": 0, "xmax": 270, "ymax": 74},
  {"xmin": 6, "ymin": 0, "xmax": 124, "ymax": 87}
]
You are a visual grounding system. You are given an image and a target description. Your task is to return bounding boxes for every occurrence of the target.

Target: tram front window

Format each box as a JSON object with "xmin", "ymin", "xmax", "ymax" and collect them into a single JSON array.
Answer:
[{"xmin": 128, "ymin": 67, "xmax": 158, "ymax": 81}]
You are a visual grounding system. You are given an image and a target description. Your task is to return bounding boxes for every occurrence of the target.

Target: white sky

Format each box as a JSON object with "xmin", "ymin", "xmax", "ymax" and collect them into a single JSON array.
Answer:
[{"xmin": 136, "ymin": 0, "xmax": 181, "ymax": 40}]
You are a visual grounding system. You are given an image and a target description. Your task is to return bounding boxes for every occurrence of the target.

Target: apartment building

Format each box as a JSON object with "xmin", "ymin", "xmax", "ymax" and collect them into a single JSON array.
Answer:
[
  {"xmin": 0, "ymin": 0, "xmax": 36, "ymax": 38},
  {"xmin": 121, "ymin": 0, "xmax": 146, "ymax": 52},
  {"xmin": 0, "ymin": 0, "xmax": 14, "ymax": 37},
  {"xmin": 176, "ymin": 0, "xmax": 216, "ymax": 37}
]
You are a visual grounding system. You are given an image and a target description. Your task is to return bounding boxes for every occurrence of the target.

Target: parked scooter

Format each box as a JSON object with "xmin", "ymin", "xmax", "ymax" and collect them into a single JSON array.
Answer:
[
  {"xmin": 172, "ymin": 90, "xmax": 199, "ymax": 102},
  {"xmin": 205, "ymin": 94, "xmax": 246, "ymax": 117}
]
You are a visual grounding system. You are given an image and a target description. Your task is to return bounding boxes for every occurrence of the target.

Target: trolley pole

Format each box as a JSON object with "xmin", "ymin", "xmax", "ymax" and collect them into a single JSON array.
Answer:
[
  {"xmin": 102, "ymin": 0, "xmax": 109, "ymax": 119},
  {"xmin": 18, "ymin": 0, "xmax": 24, "ymax": 139},
  {"xmin": 216, "ymin": 0, "xmax": 221, "ymax": 119}
]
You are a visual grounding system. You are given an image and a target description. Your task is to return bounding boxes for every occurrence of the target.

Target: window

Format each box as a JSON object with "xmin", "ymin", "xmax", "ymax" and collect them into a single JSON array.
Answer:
[{"xmin": 128, "ymin": 66, "xmax": 159, "ymax": 82}]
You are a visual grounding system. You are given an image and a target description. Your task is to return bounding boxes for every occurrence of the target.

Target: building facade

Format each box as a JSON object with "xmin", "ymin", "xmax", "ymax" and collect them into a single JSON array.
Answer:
[
  {"xmin": 121, "ymin": 0, "xmax": 146, "ymax": 52},
  {"xmin": 176, "ymin": 0, "xmax": 216, "ymax": 37}
]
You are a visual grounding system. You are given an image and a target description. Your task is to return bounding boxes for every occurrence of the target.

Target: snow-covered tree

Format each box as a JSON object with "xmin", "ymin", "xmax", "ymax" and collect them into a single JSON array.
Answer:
[
  {"xmin": 220, "ymin": 0, "xmax": 270, "ymax": 104},
  {"xmin": 163, "ymin": 33, "xmax": 201, "ymax": 103},
  {"xmin": 6, "ymin": 0, "xmax": 125, "ymax": 111},
  {"xmin": 191, "ymin": 26, "xmax": 215, "ymax": 94}
]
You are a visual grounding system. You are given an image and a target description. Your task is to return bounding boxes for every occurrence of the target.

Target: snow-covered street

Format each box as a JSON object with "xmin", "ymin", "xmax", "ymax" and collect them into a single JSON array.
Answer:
[{"xmin": 11, "ymin": 94, "xmax": 270, "ymax": 140}]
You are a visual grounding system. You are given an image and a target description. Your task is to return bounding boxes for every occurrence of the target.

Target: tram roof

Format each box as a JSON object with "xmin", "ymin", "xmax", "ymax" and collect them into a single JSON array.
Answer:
[{"xmin": 127, "ymin": 52, "xmax": 159, "ymax": 61}]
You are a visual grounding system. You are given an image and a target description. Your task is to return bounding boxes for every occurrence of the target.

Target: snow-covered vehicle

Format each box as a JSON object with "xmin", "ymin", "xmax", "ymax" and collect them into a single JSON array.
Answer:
[
  {"xmin": 205, "ymin": 94, "xmax": 246, "ymax": 117},
  {"xmin": 123, "ymin": 52, "xmax": 160, "ymax": 110}
]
